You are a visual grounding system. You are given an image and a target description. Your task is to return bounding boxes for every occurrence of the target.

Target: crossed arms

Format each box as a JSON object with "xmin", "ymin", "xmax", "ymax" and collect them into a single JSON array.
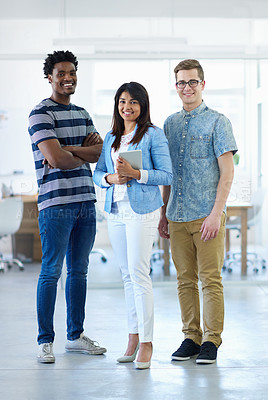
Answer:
[{"xmin": 38, "ymin": 132, "xmax": 103, "ymax": 170}]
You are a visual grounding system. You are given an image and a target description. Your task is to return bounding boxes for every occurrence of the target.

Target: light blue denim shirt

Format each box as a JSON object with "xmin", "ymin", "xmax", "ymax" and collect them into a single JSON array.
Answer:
[{"xmin": 163, "ymin": 101, "xmax": 238, "ymax": 222}]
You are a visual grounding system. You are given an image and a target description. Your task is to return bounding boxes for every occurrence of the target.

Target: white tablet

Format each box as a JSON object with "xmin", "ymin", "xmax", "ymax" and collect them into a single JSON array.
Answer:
[{"xmin": 118, "ymin": 150, "xmax": 142, "ymax": 170}]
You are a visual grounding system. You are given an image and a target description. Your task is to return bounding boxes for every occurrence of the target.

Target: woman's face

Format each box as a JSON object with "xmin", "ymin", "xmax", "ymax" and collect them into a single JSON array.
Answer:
[{"xmin": 118, "ymin": 91, "xmax": 141, "ymax": 123}]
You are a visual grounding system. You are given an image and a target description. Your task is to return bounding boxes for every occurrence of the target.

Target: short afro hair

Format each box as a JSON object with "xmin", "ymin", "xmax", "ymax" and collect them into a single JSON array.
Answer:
[{"xmin": 43, "ymin": 50, "xmax": 78, "ymax": 79}]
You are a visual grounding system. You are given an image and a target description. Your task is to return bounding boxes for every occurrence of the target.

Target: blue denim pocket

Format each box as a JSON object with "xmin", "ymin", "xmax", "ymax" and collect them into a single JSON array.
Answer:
[{"xmin": 190, "ymin": 135, "xmax": 211, "ymax": 159}]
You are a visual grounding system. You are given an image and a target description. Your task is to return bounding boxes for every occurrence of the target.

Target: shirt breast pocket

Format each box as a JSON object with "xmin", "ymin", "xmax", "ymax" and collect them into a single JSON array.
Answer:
[{"xmin": 190, "ymin": 135, "xmax": 211, "ymax": 159}]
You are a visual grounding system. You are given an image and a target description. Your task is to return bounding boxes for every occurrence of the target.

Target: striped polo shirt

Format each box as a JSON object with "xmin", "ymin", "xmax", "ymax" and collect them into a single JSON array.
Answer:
[{"xmin": 28, "ymin": 98, "xmax": 97, "ymax": 211}]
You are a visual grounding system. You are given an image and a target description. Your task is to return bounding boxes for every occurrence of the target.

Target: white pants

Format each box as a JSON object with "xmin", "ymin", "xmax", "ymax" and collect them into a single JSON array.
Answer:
[{"xmin": 107, "ymin": 201, "xmax": 160, "ymax": 342}]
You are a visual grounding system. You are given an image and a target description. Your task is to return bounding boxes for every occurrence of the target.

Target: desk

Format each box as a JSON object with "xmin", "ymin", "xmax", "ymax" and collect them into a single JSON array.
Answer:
[
  {"xmin": 13, "ymin": 195, "xmax": 42, "ymax": 262},
  {"xmin": 159, "ymin": 204, "xmax": 253, "ymax": 276},
  {"xmin": 226, "ymin": 203, "xmax": 252, "ymax": 276}
]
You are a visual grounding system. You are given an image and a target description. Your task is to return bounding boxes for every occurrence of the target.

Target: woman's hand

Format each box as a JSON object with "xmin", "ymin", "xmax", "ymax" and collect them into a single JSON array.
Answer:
[
  {"xmin": 105, "ymin": 173, "xmax": 131, "ymax": 185},
  {"xmin": 116, "ymin": 157, "xmax": 141, "ymax": 180}
]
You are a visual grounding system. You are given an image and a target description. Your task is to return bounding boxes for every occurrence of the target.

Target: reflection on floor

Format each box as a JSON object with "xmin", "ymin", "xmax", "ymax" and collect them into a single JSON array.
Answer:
[{"xmin": 0, "ymin": 245, "xmax": 267, "ymax": 400}]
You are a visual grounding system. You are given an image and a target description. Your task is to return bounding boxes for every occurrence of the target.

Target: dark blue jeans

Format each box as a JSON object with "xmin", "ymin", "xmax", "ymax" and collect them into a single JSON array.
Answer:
[{"xmin": 37, "ymin": 201, "xmax": 96, "ymax": 344}]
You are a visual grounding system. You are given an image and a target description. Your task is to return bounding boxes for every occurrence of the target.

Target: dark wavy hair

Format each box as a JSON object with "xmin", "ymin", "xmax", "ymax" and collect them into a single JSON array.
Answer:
[
  {"xmin": 111, "ymin": 82, "xmax": 154, "ymax": 150},
  {"xmin": 43, "ymin": 50, "xmax": 78, "ymax": 79}
]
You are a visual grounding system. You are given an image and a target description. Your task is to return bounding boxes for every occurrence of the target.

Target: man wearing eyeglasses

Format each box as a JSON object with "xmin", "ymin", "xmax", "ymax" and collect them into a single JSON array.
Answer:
[{"xmin": 159, "ymin": 59, "xmax": 237, "ymax": 364}]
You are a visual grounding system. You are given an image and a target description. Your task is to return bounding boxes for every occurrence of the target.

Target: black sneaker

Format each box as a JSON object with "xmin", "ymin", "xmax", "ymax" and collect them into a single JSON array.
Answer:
[
  {"xmin": 171, "ymin": 339, "xmax": 201, "ymax": 361},
  {"xmin": 196, "ymin": 341, "xmax": 217, "ymax": 364}
]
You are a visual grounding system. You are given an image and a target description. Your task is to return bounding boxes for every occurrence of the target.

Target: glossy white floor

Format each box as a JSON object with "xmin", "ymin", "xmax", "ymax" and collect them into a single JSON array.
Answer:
[{"xmin": 0, "ymin": 246, "xmax": 268, "ymax": 400}]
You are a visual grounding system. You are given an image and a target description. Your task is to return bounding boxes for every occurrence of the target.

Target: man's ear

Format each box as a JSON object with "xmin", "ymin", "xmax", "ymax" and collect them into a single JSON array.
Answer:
[{"xmin": 48, "ymin": 75, "xmax": 52, "ymax": 84}]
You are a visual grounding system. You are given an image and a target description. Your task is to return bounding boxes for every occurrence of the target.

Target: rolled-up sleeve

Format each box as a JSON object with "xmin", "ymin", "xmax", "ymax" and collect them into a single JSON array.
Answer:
[{"xmin": 146, "ymin": 128, "xmax": 173, "ymax": 186}]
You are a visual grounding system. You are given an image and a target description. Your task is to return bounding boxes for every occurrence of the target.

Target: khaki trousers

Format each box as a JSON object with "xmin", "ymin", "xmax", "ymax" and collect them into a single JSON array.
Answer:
[{"xmin": 168, "ymin": 214, "xmax": 226, "ymax": 348}]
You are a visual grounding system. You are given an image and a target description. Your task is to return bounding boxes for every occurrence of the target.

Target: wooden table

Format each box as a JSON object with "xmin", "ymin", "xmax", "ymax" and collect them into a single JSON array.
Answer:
[
  {"xmin": 159, "ymin": 203, "xmax": 253, "ymax": 276},
  {"xmin": 13, "ymin": 194, "xmax": 42, "ymax": 262},
  {"xmin": 226, "ymin": 203, "xmax": 252, "ymax": 275}
]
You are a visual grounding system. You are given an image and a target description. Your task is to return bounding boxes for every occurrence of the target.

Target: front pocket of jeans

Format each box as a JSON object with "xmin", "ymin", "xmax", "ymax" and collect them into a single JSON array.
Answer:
[{"xmin": 190, "ymin": 135, "xmax": 211, "ymax": 159}]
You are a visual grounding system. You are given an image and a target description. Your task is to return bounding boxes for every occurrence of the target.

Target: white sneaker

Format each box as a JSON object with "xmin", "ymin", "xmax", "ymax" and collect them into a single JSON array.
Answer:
[
  {"xmin": 65, "ymin": 333, "xmax": 107, "ymax": 355},
  {"xmin": 38, "ymin": 343, "xmax": 55, "ymax": 363}
]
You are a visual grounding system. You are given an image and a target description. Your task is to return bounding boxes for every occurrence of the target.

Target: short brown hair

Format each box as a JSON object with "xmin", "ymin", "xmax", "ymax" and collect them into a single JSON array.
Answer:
[{"xmin": 174, "ymin": 59, "xmax": 204, "ymax": 81}]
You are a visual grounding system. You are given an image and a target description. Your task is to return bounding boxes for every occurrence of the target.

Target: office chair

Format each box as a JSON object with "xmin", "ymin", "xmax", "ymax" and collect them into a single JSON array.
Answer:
[
  {"xmin": 223, "ymin": 188, "xmax": 266, "ymax": 273},
  {"xmin": 0, "ymin": 196, "xmax": 24, "ymax": 272}
]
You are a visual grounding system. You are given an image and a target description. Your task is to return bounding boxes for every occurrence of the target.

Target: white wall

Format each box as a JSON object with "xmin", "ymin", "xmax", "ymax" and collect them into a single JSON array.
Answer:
[{"xmin": 1, "ymin": 13, "xmax": 268, "ymax": 175}]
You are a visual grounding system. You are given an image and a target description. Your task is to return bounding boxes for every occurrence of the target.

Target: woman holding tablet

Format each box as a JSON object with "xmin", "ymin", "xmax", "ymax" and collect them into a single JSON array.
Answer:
[{"xmin": 93, "ymin": 82, "xmax": 172, "ymax": 369}]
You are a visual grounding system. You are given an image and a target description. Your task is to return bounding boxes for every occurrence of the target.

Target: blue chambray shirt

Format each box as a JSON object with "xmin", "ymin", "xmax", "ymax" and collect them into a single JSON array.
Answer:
[{"xmin": 163, "ymin": 101, "xmax": 238, "ymax": 222}]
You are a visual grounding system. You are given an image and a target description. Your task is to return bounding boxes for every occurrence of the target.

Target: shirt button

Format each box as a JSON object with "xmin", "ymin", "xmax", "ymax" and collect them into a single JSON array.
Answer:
[
  {"xmin": 127, "ymin": 184, "xmax": 131, "ymax": 188},
  {"xmin": 179, "ymin": 193, "xmax": 181, "ymax": 196}
]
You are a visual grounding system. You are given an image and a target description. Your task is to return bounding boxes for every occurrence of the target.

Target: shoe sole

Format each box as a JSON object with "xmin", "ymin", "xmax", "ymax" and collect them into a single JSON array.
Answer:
[
  {"xmin": 171, "ymin": 356, "xmax": 191, "ymax": 361},
  {"xmin": 65, "ymin": 348, "xmax": 107, "ymax": 355},
  {"xmin": 117, "ymin": 357, "xmax": 136, "ymax": 363},
  {"xmin": 37, "ymin": 357, "xmax": 55, "ymax": 363},
  {"xmin": 171, "ymin": 353, "xmax": 200, "ymax": 361},
  {"xmin": 196, "ymin": 359, "xmax": 216, "ymax": 364}
]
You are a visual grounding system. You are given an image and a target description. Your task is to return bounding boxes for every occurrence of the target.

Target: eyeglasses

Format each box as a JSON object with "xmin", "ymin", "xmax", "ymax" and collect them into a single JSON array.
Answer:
[{"xmin": 176, "ymin": 79, "xmax": 203, "ymax": 89}]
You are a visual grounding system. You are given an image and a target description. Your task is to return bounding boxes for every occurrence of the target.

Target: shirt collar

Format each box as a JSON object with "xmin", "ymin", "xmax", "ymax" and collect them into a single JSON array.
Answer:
[{"xmin": 181, "ymin": 100, "xmax": 206, "ymax": 118}]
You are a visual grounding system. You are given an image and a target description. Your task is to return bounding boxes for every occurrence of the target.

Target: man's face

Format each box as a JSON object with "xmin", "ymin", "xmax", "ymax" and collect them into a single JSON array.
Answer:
[
  {"xmin": 175, "ymin": 68, "xmax": 205, "ymax": 112},
  {"xmin": 48, "ymin": 61, "xmax": 77, "ymax": 102}
]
